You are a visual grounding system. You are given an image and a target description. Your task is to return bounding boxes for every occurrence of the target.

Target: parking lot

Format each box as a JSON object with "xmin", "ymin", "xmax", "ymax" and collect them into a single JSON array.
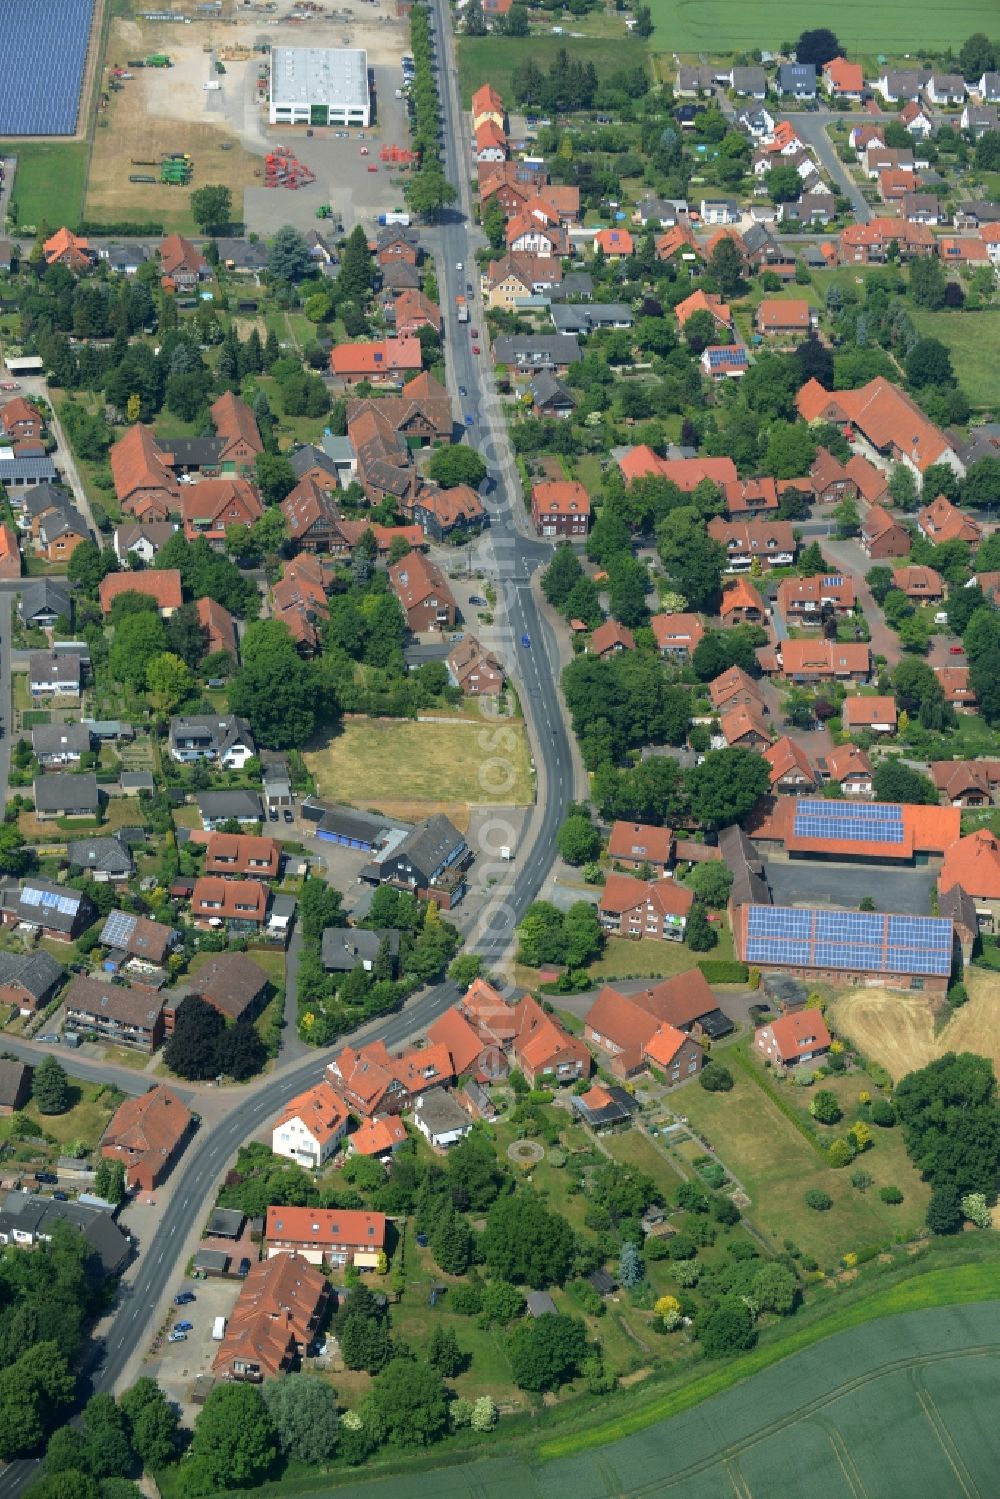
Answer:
[
  {"xmin": 152, "ymin": 1273, "xmax": 245, "ymax": 1415},
  {"xmin": 764, "ymin": 858, "xmax": 937, "ymax": 916}
]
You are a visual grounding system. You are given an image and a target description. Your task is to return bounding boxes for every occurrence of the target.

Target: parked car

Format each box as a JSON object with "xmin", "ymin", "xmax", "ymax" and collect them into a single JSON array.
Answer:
[
  {"xmin": 174, "ymin": 1320, "xmax": 194, "ymax": 1333},
  {"xmin": 472, "ymin": 345, "xmax": 480, "ymax": 354},
  {"xmin": 34, "ymin": 1171, "xmax": 58, "ymax": 1185},
  {"xmin": 469, "ymin": 594, "xmax": 486, "ymax": 606},
  {"xmin": 173, "ymin": 1291, "xmax": 197, "ymax": 1306},
  {"xmin": 39, "ymin": 1033, "xmax": 60, "ymax": 1044},
  {"xmin": 53, "ymin": 1191, "xmax": 68, "ymax": 1201},
  {"xmin": 283, "ymin": 809, "xmax": 293, "ymax": 823},
  {"xmin": 167, "ymin": 1331, "xmax": 187, "ymax": 1344},
  {"xmin": 269, "ymin": 808, "xmax": 279, "ymax": 821},
  {"xmin": 238, "ymin": 1257, "xmax": 252, "ymax": 1277},
  {"xmin": 521, "ymin": 633, "xmax": 531, "ymax": 648}
]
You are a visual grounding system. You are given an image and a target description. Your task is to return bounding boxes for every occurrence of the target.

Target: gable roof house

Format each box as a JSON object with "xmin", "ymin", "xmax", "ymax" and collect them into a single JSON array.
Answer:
[
  {"xmin": 777, "ymin": 573, "xmax": 855, "ymax": 622},
  {"xmin": 709, "ymin": 665, "xmax": 767, "ymax": 715},
  {"xmin": 764, "ymin": 736, "xmax": 819, "ymax": 795},
  {"xmin": 99, "ymin": 568, "xmax": 183, "ymax": 618},
  {"xmin": 723, "ymin": 476, "xmax": 779, "ymax": 516},
  {"xmin": 43, "ymin": 227, "xmax": 94, "ymax": 271},
  {"xmin": 205, "ymin": 832, "xmax": 281, "ymax": 880},
  {"xmin": 412, "ymin": 484, "xmax": 486, "ymax": 543},
  {"xmin": 584, "ymin": 971, "xmax": 723, "ymax": 1078},
  {"xmin": 374, "ymin": 813, "xmax": 468, "ymax": 907},
  {"xmin": 186, "ymin": 951, "xmax": 270, "ymax": 1025},
  {"xmin": 0, "ymin": 879, "xmax": 93, "ymax": 942},
  {"xmin": 159, "ymin": 233, "xmax": 210, "ymax": 289},
  {"xmin": 719, "ymin": 704, "xmax": 770, "ymax": 750},
  {"xmin": 719, "ymin": 577, "xmax": 765, "ymax": 626},
  {"xmin": 824, "ymin": 743, "xmax": 874, "ymax": 797},
  {"xmin": 777, "ymin": 639, "xmax": 871, "ymax": 683},
  {"xmin": 101, "ymin": 1085, "xmax": 191, "ymax": 1190},
  {"xmin": 918, "ymin": 494, "xmax": 982, "ymax": 546},
  {"xmin": 212, "ymin": 1252, "xmax": 330, "ymax": 1382},
  {"xmin": 181, "ymin": 477, "xmax": 263, "ymax": 547},
  {"xmin": 447, "ymin": 635, "xmax": 504, "ymax": 697},
  {"xmin": 651, "ymin": 612, "xmax": 704, "ymax": 662},
  {"xmin": 388, "ymin": 552, "xmax": 456, "ymax": 632},
  {"xmin": 530, "ymin": 479, "xmax": 590, "ymax": 537},
  {"xmin": 210, "ymin": 391, "xmax": 263, "ymax": 475},
  {"xmin": 196, "ymin": 789, "xmax": 263, "ymax": 829},
  {"xmin": 66, "ymin": 834, "xmax": 134, "ymax": 882},
  {"xmin": 607, "ymin": 822, "xmax": 674, "ymax": 874},
  {"xmin": 265, "ymin": 1206, "xmax": 386, "ymax": 1269},
  {"xmin": 190, "ymin": 876, "xmax": 269, "ymax": 930},
  {"xmin": 756, "ymin": 1010, "xmax": 832, "ymax": 1067},
  {"xmin": 196, "ymin": 595, "xmax": 239, "ymax": 662},
  {"xmin": 109, "ymin": 423, "xmax": 180, "ymax": 520},
  {"xmin": 708, "ymin": 517, "xmax": 796, "ymax": 571},
  {"xmin": 99, "ymin": 909, "xmax": 179, "ymax": 967},
  {"xmin": 113, "ymin": 520, "xmax": 178, "ymax": 568},
  {"xmin": 271, "ymin": 553, "xmax": 332, "ymax": 652},
  {"xmin": 796, "ymin": 377, "xmax": 963, "ymax": 478},
  {"xmin": 168, "ymin": 713, "xmax": 255, "ymax": 768},
  {"xmin": 588, "ymin": 620, "xmax": 636, "ymax": 659},
  {"xmin": 861, "ymin": 503, "xmax": 911, "ymax": 559},
  {"xmin": 598, "ymin": 872, "xmax": 694, "ymax": 943},
  {"xmin": 348, "ymin": 406, "xmax": 418, "ymax": 509},
  {"xmin": 893, "ymin": 564, "xmax": 943, "ymax": 603},
  {"xmin": 0, "ymin": 950, "xmax": 64, "ymax": 1017},
  {"xmin": 31, "ymin": 722, "xmax": 92, "ymax": 767},
  {"xmin": 330, "ymin": 338, "xmax": 423, "ymax": 386},
  {"xmin": 63, "ymin": 975, "xmax": 164, "ymax": 1051},
  {"xmin": 272, "ymin": 1081, "xmax": 349, "ymax": 1169},
  {"xmin": 508, "ymin": 993, "xmax": 591, "ymax": 1088},
  {"xmin": 33, "ymin": 772, "xmax": 99, "ymax": 821}
]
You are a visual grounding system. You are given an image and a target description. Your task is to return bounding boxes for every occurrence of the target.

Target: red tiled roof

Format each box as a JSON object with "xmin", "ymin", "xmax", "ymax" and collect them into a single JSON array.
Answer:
[
  {"xmin": 675, "ymin": 289, "xmax": 731, "ymax": 327},
  {"xmin": 590, "ymin": 619, "xmax": 636, "ymax": 655},
  {"xmin": 709, "ymin": 665, "xmax": 765, "ymax": 709},
  {"xmin": 756, "ymin": 298, "xmax": 813, "ymax": 330},
  {"xmin": 764, "ymin": 735, "xmax": 815, "ymax": 787},
  {"xmin": 265, "ymin": 1206, "xmax": 386, "ymax": 1251},
  {"xmin": 825, "ymin": 743, "xmax": 873, "ymax": 783},
  {"xmin": 594, "ymin": 227, "xmax": 634, "ymax": 255},
  {"xmin": 760, "ymin": 1009, "xmax": 832, "ymax": 1061},
  {"xmin": 196, "ymin": 595, "xmax": 238, "ymax": 658},
  {"xmin": 619, "ymin": 447, "xmax": 737, "ymax": 489},
  {"xmin": 426, "ymin": 1007, "xmax": 485, "ymax": 1076},
  {"xmin": 940, "ymin": 829, "xmax": 1000, "ymax": 899},
  {"xmin": 99, "ymin": 569, "xmax": 182, "ymax": 615},
  {"xmin": 778, "ymin": 640, "xmax": 870, "ymax": 677},
  {"xmin": 214, "ymin": 1252, "xmax": 328, "ymax": 1379},
  {"xmin": 531, "ymin": 479, "xmax": 590, "ymax": 516},
  {"xmin": 720, "ymin": 577, "xmax": 764, "ymax": 616},
  {"xmin": 725, "ymin": 477, "xmax": 779, "ymax": 515},
  {"xmin": 720, "ymin": 704, "xmax": 769, "ymax": 746},
  {"xmin": 918, "ymin": 495, "xmax": 982, "ymax": 545},
  {"xmin": 102, "ymin": 1085, "xmax": 190, "ymax": 1167},
  {"xmin": 843, "ymin": 694, "xmax": 897, "ymax": 727},
  {"xmin": 275, "ymin": 1081, "xmax": 348, "ymax": 1146},
  {"xmin": 651, "ymin": 612, "xmax": 704, "ymax": 651},
  {"xmin": 331, "ymin": 338, "xmax": 422, "ymax": 377},
  {"xmin": 351, "ymin": 1115, "xmax": 408, "ymax": 1155},
  {"xmin": 190, "ymin": 875, "xmax": 268, "ymax": 924},
  {"xmin": 642, "ymin": 1022, "xmax": 690, "ymax": 1068},
  {"xmin": 599, "ymin": 872, "xmax": 694, "ymax": 919},
  {"xmin": 608, "ymin": 821, "xmax": 673, "ymax": 865}
]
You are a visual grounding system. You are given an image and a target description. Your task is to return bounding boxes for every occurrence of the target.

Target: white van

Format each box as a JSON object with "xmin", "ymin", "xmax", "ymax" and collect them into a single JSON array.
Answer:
[{"xmin": 212, "ymin": 1316, "xmax": 227, "ymax": 1341}]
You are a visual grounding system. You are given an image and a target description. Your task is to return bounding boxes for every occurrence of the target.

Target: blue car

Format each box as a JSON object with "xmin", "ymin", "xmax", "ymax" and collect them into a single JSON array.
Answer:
[
  {"xmin": 521, "ymin": 633, "xmax": 531, "ymax": 648},
  {"xmin": 174, "ymin": 1320, "xmax": 194, "ymax": 1333},
  {"xmin": 173, "ymin": 1291, "xmax": 196, "ymax": 1306},
  {"xmin": 464, "ymin": 413, "xmax": 474, "ymax": 427}
]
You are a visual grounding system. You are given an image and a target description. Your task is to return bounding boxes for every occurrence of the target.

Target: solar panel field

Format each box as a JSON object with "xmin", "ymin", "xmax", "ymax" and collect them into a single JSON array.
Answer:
[{"xmin": 0, "ymin": 0, "xmax": 96, "ymax": 136}]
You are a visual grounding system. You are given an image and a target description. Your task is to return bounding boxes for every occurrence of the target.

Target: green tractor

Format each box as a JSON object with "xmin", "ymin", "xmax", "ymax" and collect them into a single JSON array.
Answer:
[{"xmin": 316, "ymin": 204, "xmax": 332, "ymax": 219}]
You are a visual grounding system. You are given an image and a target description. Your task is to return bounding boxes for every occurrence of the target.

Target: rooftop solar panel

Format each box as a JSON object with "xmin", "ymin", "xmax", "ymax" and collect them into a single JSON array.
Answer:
[
  {"xmin": 744, "ymin": 904, "xmax": 953, "ymax": 977},
  {"xmin": 792, "ymin": 798, "xmax": 905, "ymax": 845},
  {"xmin": 0, "ymin": 0, "xmax": 96, "ymax": 136},
  {"xmin": 101, "ymin": 910, "xmax": 137, "ymax": 949}
]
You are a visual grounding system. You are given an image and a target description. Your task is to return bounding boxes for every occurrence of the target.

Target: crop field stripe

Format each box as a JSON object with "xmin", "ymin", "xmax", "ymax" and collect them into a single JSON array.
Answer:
[{"xmin": 649, "ymin": 0, "xmax": 1000, "ymax": 53}]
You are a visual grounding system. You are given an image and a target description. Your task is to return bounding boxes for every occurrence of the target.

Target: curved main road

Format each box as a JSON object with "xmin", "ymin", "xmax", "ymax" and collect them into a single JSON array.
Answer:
[{"xmin": 0, "ymin": 6, "xmax": 573, "ymax": 1492}]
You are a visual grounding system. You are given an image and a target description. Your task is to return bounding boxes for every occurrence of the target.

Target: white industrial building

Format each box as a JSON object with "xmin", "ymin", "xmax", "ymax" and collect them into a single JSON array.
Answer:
[{"xmin": 269, "ymin": 46, "xmax": 371, "ymax": 128}]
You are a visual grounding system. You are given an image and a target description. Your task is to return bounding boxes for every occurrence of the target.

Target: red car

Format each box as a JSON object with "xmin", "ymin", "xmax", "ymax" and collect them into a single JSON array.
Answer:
[
  {"xmin": 950, "ymin": 645, "xmax": 964, "ymax": 654},
  {"xmin": 472, "ymin": 344, "xmax": 480, "ymax": 354},
  {"xmin": 367, "ymin": 164, "xmax": 378, "ymax": 172}
]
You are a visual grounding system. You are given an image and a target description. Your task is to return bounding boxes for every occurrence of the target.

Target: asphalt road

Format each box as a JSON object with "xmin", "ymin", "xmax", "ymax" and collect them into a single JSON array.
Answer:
[
  {"xmin": 791, "ymin": 112, "xmax": 871, "ymax": 224},
  {"xmin": 0, "ymin": 9, "xmax": 573, "ymax": 1487}
]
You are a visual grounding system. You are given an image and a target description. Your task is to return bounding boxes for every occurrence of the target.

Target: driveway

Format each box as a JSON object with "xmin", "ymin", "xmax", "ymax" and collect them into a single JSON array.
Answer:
[
  {"xmin": 793, "ymin": 113, "xmax": 871, "ymax": 223},
  {"xmin": 764, "ymin": 857, "xmax": 936, "ymax": 915},
  {"xmin": 821, "ymin": 536, "xmax": 900, "ymax": 666},
  {"xmin": 16, "ymin": 374, "xmax": 100, "ymax": 538}
]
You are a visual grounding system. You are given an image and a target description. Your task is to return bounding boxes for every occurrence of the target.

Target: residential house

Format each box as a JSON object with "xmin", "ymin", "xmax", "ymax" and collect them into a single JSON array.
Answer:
[
  {"xmin": 0, "ymin": 1060, "xmax": 32, "ymax": 1114},
  {"xmin": 181, "ymin": 478, "xmax": 263, "ymax": 546},
  {"xmin": 723, "ymin": 477, "xmax": 779, "ymax": 516},
  {"xmin": 926, "ymin": 73, "xmax": 966, "ymax": 105},
  {"xmin": 709, "ymin": 665, "xmax": 766, "ymax": 716},
  {"xmin": 962, "ymin": 104, "xmax": 1000, "ymax": 137},
  {"xmin": 348, "ymin": 406, "xmax": 417, "ymax": 509},
  {"xmin": 777, "ymin": 573, "xmax": 855, "ymax": 623},
  {"xmin": 902, "ymin": 192, "xmax": 944, "ymax": 225},
  {"xmin": 350, "ymin": 1116, "xmax": 408, "ymax": 1157},
  {"xmin": 839, "ymin": 219, "xmax": 936, "ymax": 264},
  {"xmin": 588, "ymin": 620, "xmax": 635, "ymax": 659},
  {"xmin": 347, "ymin": 371, "xmax": 453, "ymax": 449},
  {"xmin": 0, "ymin": 1193, "xmax": 128, "ymax": 1275},
  {"xmin": 861, "ymin": 503, "xmax": 911, "ymax": 558},
  {"xmin": 764, "ymin": 736, "xmax": 818, "ymax": 795},
  {"xmin": 893, "ymin": 565, "xmax": 943, "ymax": 603},
  {"xmin": 675, "ymin": 64, "xmax": 715, "ymax": 96},
  {"xmin": 272, "ymin": 1082, "xmax": 349, "ymax": 1168},
  {"xmin": 674, "ymin": 288, "xmax": 732, "ymax": 333},
  {"xmin": 808, "ymin": 448, "xmax": 856, "ymax": 503},
  {"xmin": 918, "ymin": 495, "xmax": 981, "ymax": 545},
  {"xmin": 35, "ymin": 506, "xmax": 88, "ymax": 566},
  {"xmin": 66, "ymin": 835, "xmax": 134, "ymax": 883},
  {"xmin": 31, "ymin": 722, "xmax": 92, "ymax": 766},
  {"xmin": 0, "ymin": 453, "xmax": 58, "ymax": 491},
  {"xmin": 99, "ymin": 909, "xmax": 179, "ymax": 967},
  {"xmin": 210, "ymin": 391, "xmax": 263, "ymax": 475},
  {"xmin": 701, "ymin": 345, "xmax": 751, "ymax": 381},
  {"xmin": 778, "ymin": 640, "xmax": 871, "ymax": 683},
  {"xmin": 63, "ymin": 976, "xmax": 164, "ymax": 1052},
  {"xmin": 939, "ymin": 831, "xmax": 1000, "ymax": 929},
  {"xmin": 388, "ymin": 552, "xmax": 456, "ymax": 632},
  {"xmin": 506, "ymin": 215, "xmax": 567, "ymax": 258},
  {"xmin": 485, "ymin": 253, "xmax": 562, "ymax": 310},
  {"xmin": 375, "ymin": 813, "xmax": 468, "ymax": 906},
  {"xmin": 33, "ymin": 772, "xmax": 99, "ymax": 821},
  {"xmin": 550, "ymin": 303, "xmax": 634, "ymax": 336},
  {"xmin": 593, "ymin": 227, "xmax": 634, "ymax": 260},
  {"xmin": 728, "ymin": 65, "xmax": 767, "ymax": 97},
  {"xmin": 412, "ymin": 485, "xmax": 486, "ymax": 543},
  {"xmin": 474, "ymin": 119, "xmax": 508, "ymax": 162},
  {"xmin": 900, "ymin": 100, "xmax": 934, "ymax": 137},
  {"xmin": 19, "ymin": 579, "xmax": 71, "ymax": 629},
  {"xmin": 935, "ymin": 665, "xmax": 976, "ymax": 710},
  {"xmin": 824, "ymin": 743, "xmax": 874, "ymax": 797},
  {"xmin": 187, "ymin": 952, "xmax": 270, "ymax": 1024},
  {"xmin": 330, "ymin": 338, "xmax": 422, "ymax": 385},
  {"xmin": 843, "ymin": 695, "xmax": 897, "ymax": 734},
  {"xmin": 530, "ymin": 479, "xmax": 590, "ymax": 537},
  {"xmin": 850, "ymin": 458, "xmax": 895, "ymax": 506},
  {"xmin": 508, "ymin": 993, "xmax": 591, "ymax": 1087},
  {"xmin": 755, "ymin": 1010, "xmax": 832, "ymax": 1067},
  {"xmin": 699, "ymin": 198, "xmax": 741, "ymax": 225},
  {"xmin": 823, "ymin": 57, "xmax": 864, "ymax": 98},
  {"xmin": 584, "ymin": 971, "xmax": 723, "ymax": 1078},
  {"xmin": 426, "ymin": 1007, "xmax": 486, "ymax": 1079},
  {"xmin": 655, "ymin": 224, "xmax": 703, "ymax": 264},
  {"xmin": 607, "ymin": 822, "xmax": 674, "ymax": 875},
  {"xmin": 529, "ymin": 373, "xmax": 577, "ymax": 418},
  {"xmin": 113, "ymin": 520, "xmax": 177, "ymax": 567},
  {"xmin": 101, "ymin": 1085, "xmax": 191, "ymax": 1191},
  {"xmin": 321, "ymin": 928, "xmax": 400, "ymax": 976},
  {"xmin": 447, "ymin": 635, "xmax": 504, "ymax": 697},
  {"xmin": 196, "ymin": 790, "xmax": 263, "ymax": 829},
  {"xmin": 471, "ymin": 82, "xmax": 504, "ymax": 131},
  {"xmin": 720, "ymin": 704, "xmax": 770, "ymax": 750},
  {"xmin": 720, "ymin": 577, "xmax": 765, "ymax": 626},
  {"xmin": 196, "ymin": 596, "xmax": 239, "ymax": 662},
  {"xmin": 598, "ymin": 872, "xmax": 694, "ymax": 942},
  {"xmin": 932, "ymin": 760, "xmax": 1000, "ymax": 807},
  {"xmin": 0, "ymin": 523, "xmax": 21, "ymax": 578},
  {"xmin": 651, "ymin": 612, "xmax": 704, "ymax": 662},
  {"xmin": 109, "ymin": 423, "xmax": 179, "ymax": 520},
  {"xmin": 618, "ymin": 448, "xmax": 737, "ymax": 489},
  {"xmin": 392, "ymin": 288, "xmax": 441, "ymax": 339},
  {"xmin": 413, "ymin": 1090, "xmax": 473, "ymax": 1149},
  {"xmin": 0, "ymin": 951, "xmax": 63, "ymax": 1017},
  {"xmin": 708, "ymin": 517, "xmax": 796, "ymax": 571},
  {"xmin": 190, "ymin": 876, "xmax": 269, "ymax": 930},
  {"xmin": 755, "ymin": 299, "xmax": 815, "ymax": 338},
  {"xmin": 326, "ymin": 1038, "xmax": 452, "ymax": 1117},
  {"xmin": 271, "ymin": 553, "xmax": 332, "ymax": 652},
  {"xmin": 492, "ymin": 335, "xmax": 582, "ymax": 373},
  {"xmin": 265, "ymin": 1206, "xmax": 386, "ymax": 1269},
  {"xmin": 29, "ymin": 650, "xmax": 81, "ymax": 701},
  {"xmin": 375, "ymin": 227, "xmax": 420, "ymax": 267},
  {"xmin": 169, "ymin": 714, "xmax": 255, "ymax": 768},
  {"xmin": 877, "ymin": 69, "xmax": 927, "ymax": 102},
  {"xmin": 99, "ymin": 569, "xmax": 182, "ymax": 617},
  {"xmin": 159, "ymin": 233, "xmax": 210, "ymax": 288},
  {"xmin": 205, "ymin": 832, "xmax": 281, "ymax": 880},
  {"xmin": 212, "ymin": 1252, "xmax": 330, "ymax": 1382},
  {"xmin": 0, "ymin": 398, "xmax": 42, "ymax": 443},
  {"xmin": 0, "ymin": 879, "xmax": 93, "ymax": 943}
]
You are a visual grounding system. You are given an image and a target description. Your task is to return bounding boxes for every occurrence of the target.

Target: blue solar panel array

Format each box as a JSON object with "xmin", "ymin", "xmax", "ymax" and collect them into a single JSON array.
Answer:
[
  {"xmin": 792, "ymin": 798, "xmax": 905, "ymax": 846},
  {"xmin": 706, "ymin": 346, "xmax": 748, "ymax": 369},
  {"xmin": 744, "ymin": 905, "xmax": 953, "ymax": 977},
  {"xmin": 0, "ymin": 0, "xmax": 96, "ymax": 135}
]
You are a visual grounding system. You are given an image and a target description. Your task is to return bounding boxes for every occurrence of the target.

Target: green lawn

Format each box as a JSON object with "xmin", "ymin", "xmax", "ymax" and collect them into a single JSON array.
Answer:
[
  {"xmin": 678, "ymin": 1055, "xmax": 929, "ymax": 1267},
  {"xmin": 587, "ymin": 923, "xmax": 734, "ymax": 983},
  {"xmin": 646, "ymin": 0, "xmax": 999, "ymax": 51},
  {"xmin": 456, "ymin": 36, "xmax": 647, "ymax": 107},
  {"xmin": 3, "ymin": 142, "xmax": 89, "ymax": 232},
  {"xmin": 909, "ymin": 308, "xmax": 1000, "ymax": 411},
  {"xmin": 0, "ymin": 1080, "xmax": 121, "ymax": 1152}
]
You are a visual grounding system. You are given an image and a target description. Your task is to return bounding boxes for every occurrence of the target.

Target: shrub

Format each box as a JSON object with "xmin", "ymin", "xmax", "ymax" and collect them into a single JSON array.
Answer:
[
  {"xmin": 449, "ymin": 1284, "xmax": 483, "ymax": 1316},
  {"xmin": 697, "ymin": 960, "xmax": 749, "ymax": 983},
  {"xmin": 879, "ymin": 1185, "xmax": 903, "ymax": 1205},
  {"xmin": 805, "ymin": 1188, "xmax": 833, "ymax": 1211},
  {"xmin": 850, "ymin": 1170, "xmax": 874, "ymax": 1193},
  {"xmin": 712, "ymin": 1196, "xmax": 741, "ymax": 1226},
  {"xmin": 871, "ymin": 1097, "xmax": 896, "ymax": 1127},
  {"xmin": 810, "ymin": 1089, "xmax": 843, "ymax": 1125},
  {"xmin": 827, "ymin": 1138, "xmax": 855, "ymax": 1168},
  {"xmin": 666, "ymin": 1233, "xmax": 697, "ymax": 1260},
  {"xmin": 699, "ymin": 1062, "xmax": 734, "ymax": 1093}
]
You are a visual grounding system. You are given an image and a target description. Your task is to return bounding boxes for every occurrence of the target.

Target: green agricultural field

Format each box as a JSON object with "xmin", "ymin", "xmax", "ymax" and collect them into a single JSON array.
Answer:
[
  {"xmin": 2, "ymin": 142, "xmax": 88, "ymax": 232},
  {"xmin": 647, "ymin": 0, "xmax": 999, "ymax": 54},
  {"xmin": 909, "ymin": 308, "xmax": 1000, "ymax": 412}
]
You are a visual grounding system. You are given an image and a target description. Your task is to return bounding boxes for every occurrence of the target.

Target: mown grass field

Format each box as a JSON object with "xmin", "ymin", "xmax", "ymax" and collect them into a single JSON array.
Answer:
[
  {"xmin": 646, "ymin": 0, "xmax": 999, "ymax": 52},
  {"xmin": 910, "ymin": 308, "xmax": 1000, "ymax": 412},
  {"xmin": 2, "ymin": 142, "xmax": 89, "ymax": 231},
  {"xmin": 303, "ymin": 717, "xmax": 534, "ymax": 826},
  {"xmin": 456, "ymin": 35, "xmax": 647, "ymax": 107},
  {"xmin": 832, "ymin": 967, "xmax": 1000, "ymax": 1081}
]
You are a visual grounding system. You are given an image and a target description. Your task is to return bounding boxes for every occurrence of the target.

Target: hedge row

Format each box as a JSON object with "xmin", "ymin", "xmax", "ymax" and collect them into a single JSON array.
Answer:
[{"xmin": 697, "ymin": 959, "xmax": 749, "ymax": 983}]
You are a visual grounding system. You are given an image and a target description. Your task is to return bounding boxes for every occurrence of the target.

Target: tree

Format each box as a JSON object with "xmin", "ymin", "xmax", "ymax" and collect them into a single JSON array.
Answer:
[
  {"xmin": 82, "ymin": 1395, "xmax": 134, "ymax": 1480},
  {"xmin": 608, "ymin": 554, "xmax": 649, "ymax": 628},
  {"xmin": 767, "ymin": 164, "xmax": 802, "ymax": 204},
  {"xmin": 751, "ymin": 1263, "xmax": 798, "ymax": 1316},
  {"xmin": 483, "ymin": 1191, "xmax": 575, "ymax": 1287},
  {"xmin": 685, "ymin": 903, "xmax": 716, "ymax": 952},
  {"xmin": 427, "ymin": 445, "xmax": 487, "ymax": 489},
  {"xmin": 254, "ymin": 451, "xmax": 297, "ymax": 507},
  {"xmin": 119, "ymin": 1380, "xmax": 179, "ymax": 1470},
  {"xmin": 190, "ymin": 185, "xmax": 232, "ymax": 236},
  {"xmin": 795, "ymin": 27, "xmax": 840, "ymax": 66},
  {"xmin": 229, "ymin": 619, "xmax": 327, "ymax": 749},
  {"xmin": 557, "ymin": 814, "xmax": 601, "ymax": 866},
  {"xmin": 959, "ymin": 32, "xmax": 996, "ymax": 78},
  {"xmin": 187, "ymin": 1384, "xmax": 276, "ymax": 1492},
  {"xmin": 926, "ymin": 1182, "xmax": 963, "ymax": 1235},
  {"xmin": 908, "ymin": 256, "xmax": 947, "ymax": 311},
  {"xmin": 833, "ymin": 496, "xmax": 860, "ymax": 538},
  {"xmin": 109, "ymin": 611, "xmax": 167, "ymax": 691},
  {"xmin": 700, "ymin": 1300, "xmax": 757, "ymax": 1358},
  {"xmin": 509, "ymin": 1313, "xmax": 588, "ymax": 1391},
  {"xmin": 94, "ymin": 1158, "xmax": 126, "ymax": 1207},
  {"xmin": 708, "ymin": 236, "xmax": 746, "ymax": 299},
  {"xmin": 144, "ymin": 652, "xmax": 191, "ymax": 714},
  {"xmin": 33, "ymin": 1055, "xmax": 70, "ymax": 1115},
  {"xmin": 888, "ymin": 464, "xmax": 919, "ymax": 511},
  {"xmin": 960, "ymin": 1191, "xmax": 992, "ymax": 1229},
  {"xmin": 962, "ymin": 456, "xmax": 1000, "ymax": 514},
  {"xmin": 905, "ymin": 337, "xmax": 954, "ymax": 389},
  {"xmin": 686, "ymin": 747, "xmax": 770, "ymax": 829},
  {"xmin": 805, "ymin": 1188, "xmax": 832, "ymax": 1211},
  {"xmin": 895, "ymin": 1052, "xmax": 1000, "ymax": 1197},
  {"xmin": 261, "ymin": 1376, "xmax": 339, "ymax": 1464},
  {"xmin": 687, "ymin": 861, "xmax": 733, "ymax": 908},
  {"xmin": 338, "ymin": 225, "xmax": 376, "ymax": 301},
  {"xmin": 431, "ymin": 1207, "xmax": 472, "ymax": 1275},
  {"xmin": 809, "ymin": 1089, "xmax": 843, "ymax": 1125},
  {"xmin": 404, "ymin": 168, "xmax": 458, "ymax": 219},
  {"xmin": 164, "ymin": 995, "xmax": 226, "ymax": 1080},
  {"xmin": 470, "ymin": 1395, "xmax": 498, "ymax": 1432},
  {"xmin": 700, "ymin": 1062, "xmax": 733, "ymax": 1092},
  {"xmin": 427, "ymin": 1325, "xmax": 465, "ymax": 1378},
  {"xmin": 268, "ymin": 224, "xmax": 311, "ymax": 283},
  {"xmin": 657, "ymin": 506, "xmax": 726, "ymax": 610},
  {"xmin": 618, "ymin": 1241, "xmax": 643, "ymax": 1288},
  {"xmin": 872, "ymin": 760, "xmax": 937, "ymax": 805},
  {"xmin": 372, "ymin": 1358, "xmax": 449, "ymax": 1447}
]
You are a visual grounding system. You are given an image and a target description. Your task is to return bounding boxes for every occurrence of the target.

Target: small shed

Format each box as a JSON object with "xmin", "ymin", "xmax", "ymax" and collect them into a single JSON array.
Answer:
[
  {"xmin": 588, "ymin": 1268, "xmax": 617, "ymax": 1297},
  {"xmin": 525, "ymin": 1290, "xmax": 558, "ymax": 1318},
  {"xmin": 205, "ymin": 1208, "xmax": 245, "ymax": 1239},
  {"xmin": 193, "ymin": 1248, "xmax": 231, "ymax": 1277}
]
